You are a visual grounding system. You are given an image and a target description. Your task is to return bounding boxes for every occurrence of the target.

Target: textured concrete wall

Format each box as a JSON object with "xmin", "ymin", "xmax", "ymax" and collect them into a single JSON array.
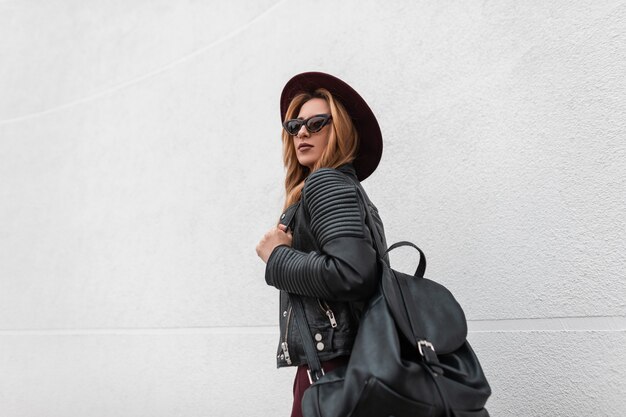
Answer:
[{"xmin": 1, "ymin": 1, "xmax": 624, "ymax": 416}]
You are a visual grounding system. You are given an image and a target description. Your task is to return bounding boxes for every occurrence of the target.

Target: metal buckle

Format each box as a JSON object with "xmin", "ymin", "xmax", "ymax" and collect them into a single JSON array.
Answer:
[
  {"xmin": 307, "ymin": 368, "xmax": 325, "ymax": 384},
  {"xmin": 417, "ymin": 340, "xmax": 435, "ymax": 357}
]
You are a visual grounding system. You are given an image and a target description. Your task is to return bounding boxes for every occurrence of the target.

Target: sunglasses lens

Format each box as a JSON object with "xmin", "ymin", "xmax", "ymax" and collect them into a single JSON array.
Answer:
[
  {"xmin": 306, "ymin": 116, "xmax": 329, "ymax": 132},
  {"xmin": 284, "ymin": 120, "xmax": 304, "ymax": 135},
  {"xmin": 283, "ymin": 115, "xmax": 331, "ymax": 135}
]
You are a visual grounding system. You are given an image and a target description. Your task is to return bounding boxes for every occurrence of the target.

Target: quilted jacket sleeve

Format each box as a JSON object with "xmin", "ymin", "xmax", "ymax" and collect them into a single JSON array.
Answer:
[{"xmin": 265, "ymin": 168, "xmax": 378, "ymax": 302}]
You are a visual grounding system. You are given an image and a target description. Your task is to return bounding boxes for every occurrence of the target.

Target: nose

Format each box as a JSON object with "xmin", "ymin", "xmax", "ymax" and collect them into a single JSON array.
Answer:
[{"xmin": 296, "ymin": 124, "xmax": 309, "ymax": 138}]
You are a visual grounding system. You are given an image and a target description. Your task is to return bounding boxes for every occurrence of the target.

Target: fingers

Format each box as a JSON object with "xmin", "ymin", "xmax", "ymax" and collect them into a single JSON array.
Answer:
[{"xmin": 258, "ymin": 226, "xmax": 292, "ymax": 250}]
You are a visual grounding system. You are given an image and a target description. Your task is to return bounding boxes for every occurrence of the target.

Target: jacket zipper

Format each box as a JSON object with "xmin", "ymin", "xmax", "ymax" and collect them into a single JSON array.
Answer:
[
  {"xmin": 281, "ymin": 305, "xmax": 293, "ymax": 365},
  {"xmin": 317, "ymin": 299, "xmax": 338, "ymax": 328}
]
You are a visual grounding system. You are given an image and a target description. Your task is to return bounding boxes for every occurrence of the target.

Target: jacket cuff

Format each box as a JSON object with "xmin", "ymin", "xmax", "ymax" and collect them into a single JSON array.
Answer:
[{"xmin": 264, "ymin": 245, "xmax": 333, "ymax": 299}]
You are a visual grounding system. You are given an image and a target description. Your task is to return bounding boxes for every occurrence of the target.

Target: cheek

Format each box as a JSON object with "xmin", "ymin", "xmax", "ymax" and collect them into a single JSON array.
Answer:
[{"xmin": 321, "ymin": 136, "xmax": 330, "ymax": 151}]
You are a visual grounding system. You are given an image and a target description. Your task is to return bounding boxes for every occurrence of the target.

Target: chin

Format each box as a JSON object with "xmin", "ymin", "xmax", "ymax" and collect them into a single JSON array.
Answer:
[{"xmin": 298, "ymin": 158, "xmax": 314, "ymax": 168}]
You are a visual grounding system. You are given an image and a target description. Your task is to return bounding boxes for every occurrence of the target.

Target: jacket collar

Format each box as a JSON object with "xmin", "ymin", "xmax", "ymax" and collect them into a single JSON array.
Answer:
[{"xmin": 336, "ymin": 162, "xmax": 359, "ymax": 182}]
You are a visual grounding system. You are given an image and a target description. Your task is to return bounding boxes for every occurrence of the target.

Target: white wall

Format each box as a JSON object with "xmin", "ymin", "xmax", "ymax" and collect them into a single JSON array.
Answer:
[{"xmin": 0, "ymin": 1, "xmax": 624, "ymax": 416}]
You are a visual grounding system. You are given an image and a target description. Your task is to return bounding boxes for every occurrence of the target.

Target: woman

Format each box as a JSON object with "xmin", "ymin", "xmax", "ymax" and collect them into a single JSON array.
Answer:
[{"xmin": 256, "ymin": 71, "xmax": 389, "ymax": 417}]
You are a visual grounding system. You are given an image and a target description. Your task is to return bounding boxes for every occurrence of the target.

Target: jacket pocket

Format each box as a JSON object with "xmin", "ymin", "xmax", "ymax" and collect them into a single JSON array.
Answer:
[{"xmin": 316, "ymin": 298, "xmax": 338, "ymax": 328}]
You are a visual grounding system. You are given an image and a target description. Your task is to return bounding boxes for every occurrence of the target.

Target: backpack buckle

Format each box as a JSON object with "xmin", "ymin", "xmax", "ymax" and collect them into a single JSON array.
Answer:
[
  {"xmin": 418, "ymin": 340, "xmax": 444, "ymax": 376},
  {"xmin": 307, "ymin": 368, "xmax": 325, "ymax": 384},
  {"xmin": 417, "ymin": 340, "xmax": 435, "ymax": 356}
]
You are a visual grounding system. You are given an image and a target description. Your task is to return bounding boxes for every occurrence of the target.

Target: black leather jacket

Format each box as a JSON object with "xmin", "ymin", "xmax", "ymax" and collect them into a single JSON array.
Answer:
[{"xmin": 265, "ymin": 162, "xmax": 389, "ymax": 368}]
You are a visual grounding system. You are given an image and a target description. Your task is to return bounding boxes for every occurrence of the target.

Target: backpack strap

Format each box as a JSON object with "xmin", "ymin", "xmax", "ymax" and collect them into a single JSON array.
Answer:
[
  {"xmin": 348, "ymin": 180, "xmax": 387, "ymax": 265},
  {"xmin": 289, "ymin": 294, "xmax": 326, "ymax": 383}
]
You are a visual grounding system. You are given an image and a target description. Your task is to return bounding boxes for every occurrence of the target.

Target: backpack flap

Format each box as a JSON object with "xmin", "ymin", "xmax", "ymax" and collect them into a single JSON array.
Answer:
[{"xmin": 381, "ymin": 251, "xmax": 468, "ymax": 355}]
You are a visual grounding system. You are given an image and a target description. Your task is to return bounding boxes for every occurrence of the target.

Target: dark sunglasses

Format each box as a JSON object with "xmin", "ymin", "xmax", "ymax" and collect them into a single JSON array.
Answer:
[{"xmin": 282, "ymin": 114, "xmax": 332, "ymax": 136}]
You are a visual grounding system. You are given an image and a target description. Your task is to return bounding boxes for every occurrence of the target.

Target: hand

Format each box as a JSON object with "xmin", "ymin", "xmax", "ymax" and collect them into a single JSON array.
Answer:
[{"xmin": 256, "ymin": 224, "xmax": 293, "ymax": 264}]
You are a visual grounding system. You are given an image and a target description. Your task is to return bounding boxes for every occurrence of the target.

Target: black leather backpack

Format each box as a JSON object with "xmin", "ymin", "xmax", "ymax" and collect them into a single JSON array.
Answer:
[{"xmin": 291, "ymin": 181, "xmax": 492, "ymax": 417}]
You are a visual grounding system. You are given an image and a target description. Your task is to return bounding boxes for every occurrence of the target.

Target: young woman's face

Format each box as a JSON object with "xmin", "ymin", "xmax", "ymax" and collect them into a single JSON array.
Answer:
[{"xmin": 293, "ymin": 98, "xmax": 331, "ymax": 170}]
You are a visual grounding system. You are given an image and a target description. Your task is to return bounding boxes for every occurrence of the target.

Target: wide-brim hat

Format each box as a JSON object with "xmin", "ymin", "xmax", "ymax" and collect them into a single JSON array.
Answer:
[{"xmin": 280, "ymin": 71, "xmax": 383, "ymax": 182}]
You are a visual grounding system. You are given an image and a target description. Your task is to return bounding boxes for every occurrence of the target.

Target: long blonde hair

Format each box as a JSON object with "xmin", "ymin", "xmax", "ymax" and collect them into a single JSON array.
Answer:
[{"xmin": 280, "ymin": 88, "xmax": 359, "ymax": 212}]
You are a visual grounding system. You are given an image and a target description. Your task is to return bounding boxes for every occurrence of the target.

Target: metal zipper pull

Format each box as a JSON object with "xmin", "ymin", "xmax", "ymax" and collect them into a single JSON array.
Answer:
[
  {"xmin": 281, "ymin": 342, "xmax": 292, "ymax": 365},
  {"xmin": 318, "ymin": 299, "xmax": 338, "ymax": 328},
  {"xmin": 325, "ymin": 309, "xmax": 338, "ymax": 328}
]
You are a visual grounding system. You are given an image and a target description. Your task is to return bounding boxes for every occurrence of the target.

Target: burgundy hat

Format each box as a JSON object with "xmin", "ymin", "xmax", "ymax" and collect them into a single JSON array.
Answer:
[{"xmin": 280, "ymin": 71, "xmax": 383, "ymax": 181}]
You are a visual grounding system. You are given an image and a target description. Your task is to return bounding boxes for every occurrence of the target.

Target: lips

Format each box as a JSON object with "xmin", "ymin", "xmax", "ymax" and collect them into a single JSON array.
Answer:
[{"xmin": 298, "ymin": 144, "xmax": 313, "ymax": 150}]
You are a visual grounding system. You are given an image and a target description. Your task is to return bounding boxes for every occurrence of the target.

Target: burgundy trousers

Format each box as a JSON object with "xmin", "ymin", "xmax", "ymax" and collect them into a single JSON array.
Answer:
[{"xmin": 290, "ymin": 356, "xmax": 350, "ymax": 417}]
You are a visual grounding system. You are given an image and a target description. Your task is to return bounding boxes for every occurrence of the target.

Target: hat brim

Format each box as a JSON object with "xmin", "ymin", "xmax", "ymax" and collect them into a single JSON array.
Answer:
[{"xmin": 280, "ymin": 71, "xmax": 382, "ymax": 182}]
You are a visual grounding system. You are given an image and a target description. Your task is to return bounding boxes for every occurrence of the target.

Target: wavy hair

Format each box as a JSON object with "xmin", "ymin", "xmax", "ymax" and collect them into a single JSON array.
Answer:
[{"xmin": 280, "ymin": 88, "xmax": 359, "ymax": 213}]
